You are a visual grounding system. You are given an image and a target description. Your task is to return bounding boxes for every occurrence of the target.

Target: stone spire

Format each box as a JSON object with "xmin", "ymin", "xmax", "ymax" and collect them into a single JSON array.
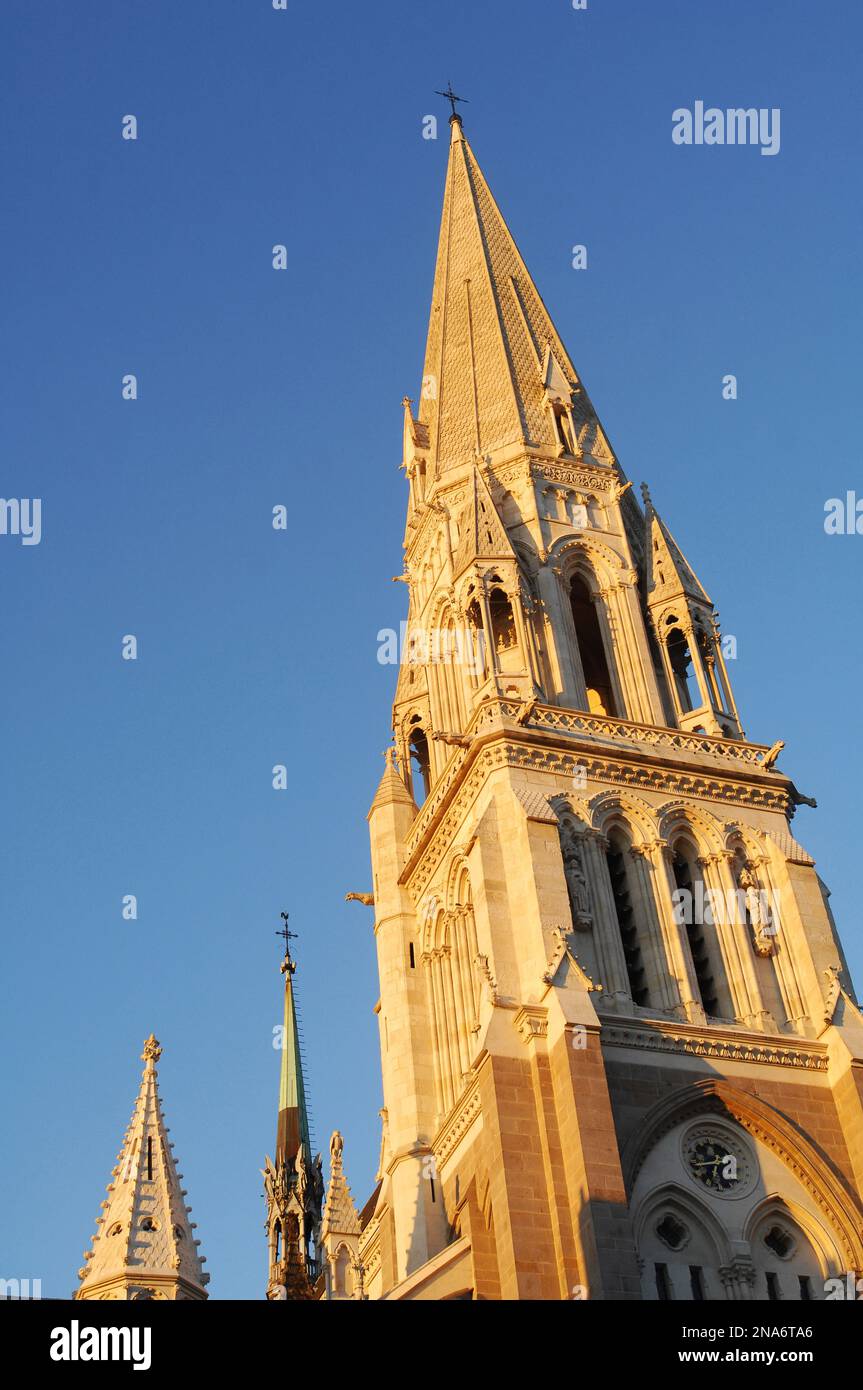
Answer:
[
  {"xmin": 369, "ymin": 745, "xmax": 416, "ymax": 815},
  {"xmin": 321, "ymin": 1131, "xmax": 361, "ymax": 1243},
  {"xmin": 416, "ymin": 113, "xmax": 608, "ymax": 475},
  {"xmin": 321, "ymin": 1131, "xmax": 363, "ymax": 1300},
  {"xmin": 262, "ymin": 933, "xmax": 324, "ymax": 1300},
  {"xmin": 451, "ymin": 464, "xmax": 517, "ymax": 580},
  {"xmin": 639, "ymin": 484, "xmax": 742, "ymax": 739},
  {"xmin": 641, "ymin": 482, "xmax": 712, "ymax": 606},
  {"xmin": 75, "ymin": 1035, "xmax": 209, "ymax": 1301}
]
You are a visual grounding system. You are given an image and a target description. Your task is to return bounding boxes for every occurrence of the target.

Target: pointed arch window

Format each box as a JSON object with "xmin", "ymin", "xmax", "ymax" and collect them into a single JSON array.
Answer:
[
  {"xmin": 466, "ymin": 597, "xmax": 488, "ymax": 681},
  {"xmin": 605, "ymin": 831, "xmax": 649, "ymax": 1006},
  {"xmin": 489, "ymin": 587, "xmax": 516, "ymax": 652},
  {"xmin": 672, "ymin": 841, "xmax": 732, "ymax": 1019},
  {"xmin": 666, "ymin": 623, "xmax": 702, "ymax": 713},
  {"xmin": 408, "ymin": 724, "xmax": 431, "ymax": 804},
  {"xmin": 570, "ymin": 575, "xmax": 617, "ymax": 717}
]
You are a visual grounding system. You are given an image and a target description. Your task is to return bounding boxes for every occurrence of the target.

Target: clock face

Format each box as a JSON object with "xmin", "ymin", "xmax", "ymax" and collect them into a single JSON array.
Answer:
[
  {"xmin": 682, "ymin": 1127, "xmax": 752, "ymax": 1196},
  {"xmin": 688, "ymin": 1137, "xmax": 739, "ymax": 1191}
]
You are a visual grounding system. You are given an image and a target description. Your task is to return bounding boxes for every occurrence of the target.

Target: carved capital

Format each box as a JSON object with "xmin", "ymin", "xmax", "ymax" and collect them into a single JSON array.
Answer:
[{"xmin": 514, "ymin": 1005, "xmax": 549, "ymax": 1045}]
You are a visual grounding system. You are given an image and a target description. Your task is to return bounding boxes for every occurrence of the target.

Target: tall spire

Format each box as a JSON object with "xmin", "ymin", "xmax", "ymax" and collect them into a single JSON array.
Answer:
[
  {"xmin": 417, "ymin": 113, "xmax": 608, "ymax": 475},
  {"xmin": 274, "ymin": 916, "xmax": 312, "ymax": 1166},
  {"xmin": 262, "ymin": 921, "xmax": 324, "ymax": 1300},
  {"xmin": 75, "ymin": 1035, "xmax": 209, "ymax": 1301}
]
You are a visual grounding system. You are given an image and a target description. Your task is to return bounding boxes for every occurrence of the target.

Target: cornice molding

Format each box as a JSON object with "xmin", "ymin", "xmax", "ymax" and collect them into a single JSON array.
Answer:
[{"xmin": 601, "ymin": 1019, "xmax": 828, "ymax": 1072}]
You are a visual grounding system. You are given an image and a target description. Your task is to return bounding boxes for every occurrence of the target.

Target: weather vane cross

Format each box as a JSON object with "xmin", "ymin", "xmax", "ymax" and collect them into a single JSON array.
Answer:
[
  {"xmin": 435, "ymin": 81, "xmax": 468, "ymax": 120},
  {"xmin": 276, "ymin": 911, "xmax": 298, "ymax": 961}
]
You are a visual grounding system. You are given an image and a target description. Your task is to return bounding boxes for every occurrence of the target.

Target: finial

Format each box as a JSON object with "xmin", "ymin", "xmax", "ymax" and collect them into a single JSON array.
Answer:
[
  {"xmin": 640, "ymin": 482, "xmax": 652, "ymax": 508},
  {"xmin": 435, "ymin": 81, "xmax": 468, "ymax": 123},
  {"xmin": 383, "ymin": 745, "xmax": 397, "ymax": 771},
  {"xmin": 276, "ymin": 911, "xmax": 298, "ymax": 974},
  {"xmin": 402, "ymin": 395, "xmax": 413, "ymax": 410},
  {"xmin": 142, "ymin": 1034, "xmax": 162, "ymax": 1067}
]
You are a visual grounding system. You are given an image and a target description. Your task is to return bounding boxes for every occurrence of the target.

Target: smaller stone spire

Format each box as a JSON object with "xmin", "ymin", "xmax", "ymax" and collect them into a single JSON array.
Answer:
[
  {"xmin": 369, "ymin": 745, "xmax": 416, "ymax": 815},
  {"xmin": 321, "ymin": 1131, "xmax": 363, "ymax": 1300},
  {"xmin": 75, "ymin": 1036, "xmax": 209, "ymax": 1301},
  {"xmin": 321, "ymin": 1131, "xmax": 361, "ymax": 1242},
  {"xmin": 451, "ymin": 464, "xmax": 517, "ymax": 580},
  {"xmin": 641, "ymin": 482, "xmax": 711, "ymax": 605}
]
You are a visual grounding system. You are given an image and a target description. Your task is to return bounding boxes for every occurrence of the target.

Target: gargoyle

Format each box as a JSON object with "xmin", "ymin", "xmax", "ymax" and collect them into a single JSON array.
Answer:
[
  {"xmin": 515, "ymin": 695, "xmax": 539, "ymax": 727},
  {"xmin": 345, "ymin": 892, "xmax": 375, "ymax": 906},
  {"xmin": 431, "ymin": 731, "xmax": 472, "ymax": 748}
]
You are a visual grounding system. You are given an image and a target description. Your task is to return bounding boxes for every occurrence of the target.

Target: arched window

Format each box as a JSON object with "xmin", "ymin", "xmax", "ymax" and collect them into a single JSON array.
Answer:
[
  {"xmin": 666, "ymin": 623, "xmax": 701, "ymax": 713},
  {"xmin": 466, "ymin": 597, "xmax": 487, "ymax": 681},
  {"xmin": 672, "ymin": 840, "xmax": 731, "ymax": 1019},
  {"xmin": 333, "ymin": 1244, "xmax": 351, "ymax": 1296},
  {"xmin": 408, "ymin": 724, "xmax": 431, "ymax": 804},
  {"xmin": 695, "ymin": 626, "xmax": 724, "ymax": 711},
  {"xmin": 569, "ymin": 574, "xmax": 617, "ymax": 716},
  {"xmin": 489, "ymin": 587, "xmax": 516, "ymax": 653},
  {"xmin": 749, "ymin": 1207, "xmax": 831, "ymax": 1301},
  {"xmin": 423, "ymin": 870, "xmax": 481, "ymax": 1118},
  {"xmin": 605, "ymin": 830, "xmax": 649, "ymax": 1006},
  {"xmin": 638, "ymin": 1200, "xmax": 726, "ymax": 1300}
]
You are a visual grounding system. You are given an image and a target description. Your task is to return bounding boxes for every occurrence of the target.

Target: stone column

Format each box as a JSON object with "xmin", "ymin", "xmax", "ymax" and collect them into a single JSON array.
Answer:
[
  {"xmin": 626, "ymin": 843, "xmax": 682, "ymax": 1012},
  {"xmin": 719, "ymin": 1258, "xmax": 756, "ymax": 1301},
  {"xmin": 702, "ymin": 851, "xmax": 769, "ymax": 1029},
  {"xmin": 428, "ymin": 950, "xmax": 453, "ymax": 1114},
  {"xmin": 438, "ymin": 946, "xmax": 463, "ymax": 1106},
  {"xmin": 538, "ymin": 565, "xmax": 587, "ymax": 707},
  {"xmin": 750, "ymin": 852, "xmax": 809, "ymax": 1032},
  {"xmin": 580, "ymin": 830, "xmax": 631, "ymax": 1003},
  {"xmin": 638, "ymin": 840, "xmax": 704, "ymax": 1024},
  {"xmin": 618, "ymin": 580, "xmax": 668, "ymax": 726},
  {"xmin": 595, "ymin": 584, "xmax": 628, "ymax": 720}
]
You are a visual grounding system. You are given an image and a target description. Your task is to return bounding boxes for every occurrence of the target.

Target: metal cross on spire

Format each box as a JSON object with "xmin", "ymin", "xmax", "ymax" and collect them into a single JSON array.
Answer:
[
  {"xmin": 435, "ymin": 81, "xmax": 468, "ymax": 120},
  {"xmin": 276, "ymin": 910, "xmax": 298, "ymax": 966}
]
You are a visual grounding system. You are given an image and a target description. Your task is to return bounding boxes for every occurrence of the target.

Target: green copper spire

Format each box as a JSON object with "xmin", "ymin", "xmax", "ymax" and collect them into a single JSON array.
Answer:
[{"xmin": 275, "ymin": 914, "xmax": 312, "ymax": 1167}]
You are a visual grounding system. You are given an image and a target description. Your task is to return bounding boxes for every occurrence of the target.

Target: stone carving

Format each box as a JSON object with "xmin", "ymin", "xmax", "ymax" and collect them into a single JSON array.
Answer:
[
  {"xmin": 474, "ymin": 954, "xmax": 498, "ymax": 1005},
  {"xmin": 738, "ymin": 866, "xmax": 776, "ymax": 957},
  {"xmin": 561, "ymin": 831, "xmax": 593, "ymax": 931},
  {"xmin": 761, "ymin": 740, "xmax": 785, "ymax": 769},
  {"xmin": 542, "ymin": 927, "xmax": 570, "ymax": 984},
  {"xmin": 312, "ymin": 1153, "xmax": 325, "ymax": 1203},
  {"xmin": 823, "ymin": 965, "xmax": 842, "ymax": 1024}
]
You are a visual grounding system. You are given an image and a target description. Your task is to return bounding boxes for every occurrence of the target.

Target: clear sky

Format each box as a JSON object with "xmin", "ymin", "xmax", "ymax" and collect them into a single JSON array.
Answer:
[{"xmin": 2, "ymin": 0, "xmax": 860, "ymax": 1300}]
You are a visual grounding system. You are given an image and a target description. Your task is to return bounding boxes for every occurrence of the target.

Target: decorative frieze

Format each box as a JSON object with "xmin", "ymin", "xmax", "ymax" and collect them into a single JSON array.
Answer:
[
  {"xmin": 601, "ymin": 1020, "xmax": 828, "ymax": 1071},
  {"xmin": 435, "ymin": 1084, "xmax": 483, "ymax": 1168},
  {"xmin": 404, "ymin": 738, "xmax": 791, "ymax": 901}
]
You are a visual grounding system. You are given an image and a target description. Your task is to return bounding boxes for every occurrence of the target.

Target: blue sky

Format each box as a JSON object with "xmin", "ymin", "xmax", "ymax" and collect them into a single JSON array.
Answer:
[{"xmin": 2, "ymin": 0, "xmax": 860, "ymax": 1299}]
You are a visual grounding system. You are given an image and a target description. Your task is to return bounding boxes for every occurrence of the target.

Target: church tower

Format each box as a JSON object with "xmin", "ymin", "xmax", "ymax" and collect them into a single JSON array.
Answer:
[
  {"xmin": 262, "ymin": 933, "xmax": 324, "ymax": 1299},
  {"xmin": 75, "ymin": 1035, "xmax": 209, "ymax": 1301},
  {"xmin": 354, "ymin": 110, "xmax": 863, "ymax": 1301}
]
